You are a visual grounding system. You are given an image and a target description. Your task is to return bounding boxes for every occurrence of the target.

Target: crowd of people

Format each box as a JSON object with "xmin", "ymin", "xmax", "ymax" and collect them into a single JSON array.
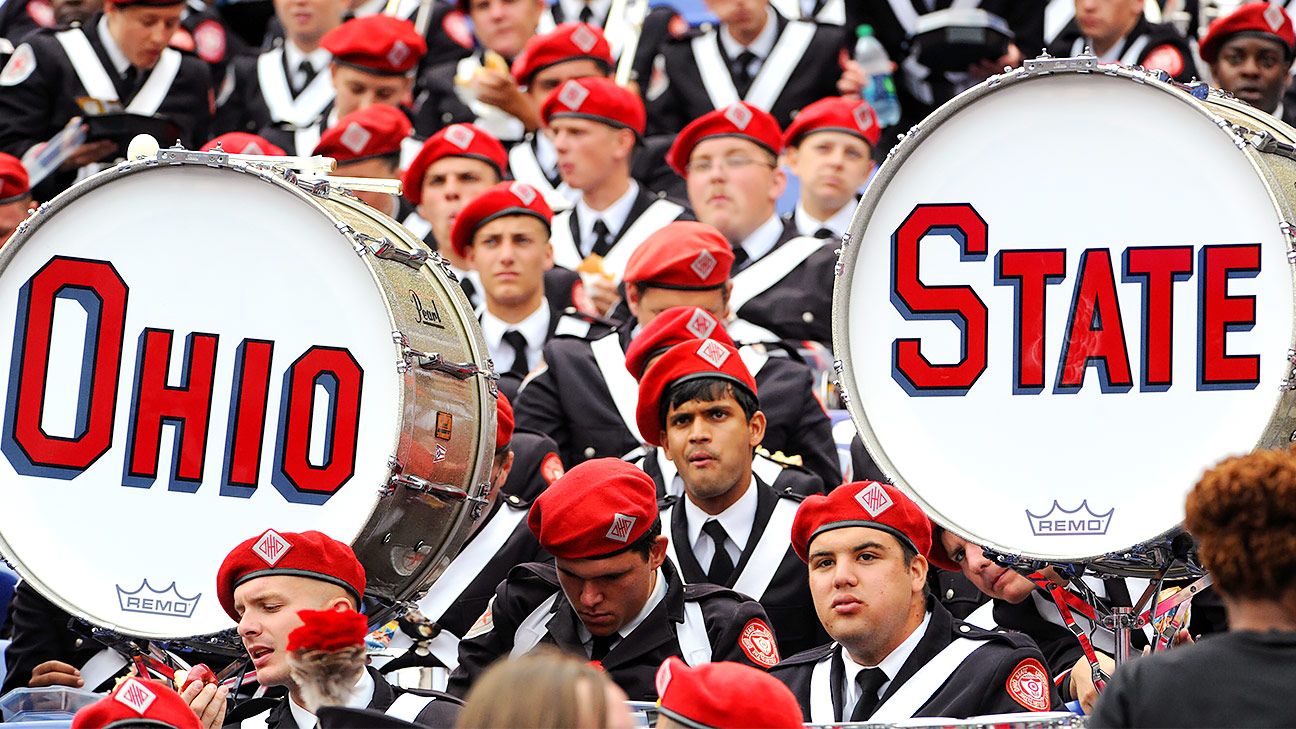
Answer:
[{"xmin": 3, "ymin": 0, "xmax": 1296, "ymax": 727}]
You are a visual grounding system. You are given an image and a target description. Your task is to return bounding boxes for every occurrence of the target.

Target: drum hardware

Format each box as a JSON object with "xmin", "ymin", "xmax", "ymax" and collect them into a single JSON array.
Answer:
[
  {"xmin": 1021, "ymin": 50, "xmax": 1097, "ymax": 76},
  {"xmin": 405, "ymin": 347, "xmax": 500, "ymax": 384},
  {"xmin": 356, "ymin": 231, "xmax": 430, "ymax": 270}
]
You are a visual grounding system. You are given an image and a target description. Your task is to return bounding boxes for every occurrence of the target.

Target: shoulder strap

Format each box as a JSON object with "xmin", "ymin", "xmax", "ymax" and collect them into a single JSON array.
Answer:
[
  {"xmin": 730, "ymin": 497, "xmax": 797, "ymax": 601},
  {"xmin": 869, "ymin": 637, "xmax": 988, "ymax": 722},
  {"xmin": 1119, "ymin": 34, "xmax": 1151, "ymax": 66},
  {"xmin": 737, "ymin": 345, "xmax": 769, "ymax": 378},
  {"xmin": 508, "ymin": 142, "xmax": 573, "ymax": 212},
  {"xmin": 661, "ymin": 503, "xmax": 681, "ymax": 569},
  {"xmin": 767, "ymin": 0, "xmax": 798, "ymax": 19},
  {"xmin": 510, "ymin": 592, "xmax": 562, "ymax": 658},
  {"xmin": 257, "ymin": 48, "xmax": 334, "ymax": 127},
  {"xmin": 729, "ymin": 235, "xmax": 823, "ymax": 312},
  {"xmin": 745, "ymin": 21, "xmax": 815, "ymax": 110},
  {"xmin": 548, "ymin": 209, "xmax": 581, "ymax": 269},
  {"xmin": 885, "ymin": 0, "xmax": 920, "ymax": 36},
  {"xmin": 657, "ymin": 447, "xmax": 680, "ymax": 497},
  {"xmin": 589, "ymin": 332, "xmax": 643, "ymax": 441},
  {"xmin": 678, "ymin": 600, "xmax": 713, "ymax": 665},
  {"xmin": 386, "ymin": 693, "xmax": 437, "ymax": 723},
  {"xmin": 750, "ymin": 453, "xmax": 783, "ymax": 489},
  {"xmin": 600, "ymin": 199, "xmax": 685, "ymax": 276},
  {"xmin": 239, "ymin": 708, "xmax": 273, "ymax": 729},
  {"xmin": 55, "ymin": 28, "xmax": 117, "ymax": 101},
  {"xmin": 79, "ymin": 647, "xmax": 129, "ymax": 689},
  {"xmin": 1045, "ymin": 0, "xmax": 1073, "ymax": 44},
  {"xmin": 808, "ymin": 648, "xmax": 837, "ymax": 723},
  {"xmin": 963, "ymin": 600, "xmax": 996, "ymax": 630},
  {"xmin": 126, "ymin": 48, "xmax": 180, "ymax": 115},
  {"xmin": 690, "ymin": 33, "xmax": 739, "ymax": 109},
  {"xmin": 536, "ymin": 5, "xmax": 556, "ymax": 34},
  {"xmin": 415, "ymin": 505, "xmax": 529, "ymax": 626},
  {"xmin": 819, "ymin": 0, "xmax": 845, "ymax": 24}
]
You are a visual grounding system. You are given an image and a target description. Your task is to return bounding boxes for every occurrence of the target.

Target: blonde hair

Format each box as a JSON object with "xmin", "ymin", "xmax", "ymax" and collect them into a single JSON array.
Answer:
[{"xmin": 455, "ymin": 647, "xmax": 614, "ymax": 729}]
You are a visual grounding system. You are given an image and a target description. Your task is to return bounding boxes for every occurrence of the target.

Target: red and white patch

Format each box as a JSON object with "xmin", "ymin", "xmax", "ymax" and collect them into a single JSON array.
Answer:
[
  {"xmin": 170, "ymin": 27, "xmax": 195, "ymax": 52},
  {"xmin": 570, "ymin": 24, "xmax": 598, "ymax": 53},
  {"xmin": 463, "ymin": 601, "xmax": 494, "ymax": 638},
  {"xmin": 1006, "ymin": 658, "xmax": 1051, "ymax": 712},
  {"xmin": 738, "ymin": 619, "xmax": 779, "ymax": 668},
  {"xmin": 1, "ymin": 44, "xmax": 36, "ymax": 87},
  {"xmin": 243, "ymin": 141, "xmax": 265, "ymax": 155},
  {"xmin": 853, "ymin": 103, "xmax": 875, "ymax": 133},
  {"xmin": 695, "ymin": 338, "xmax": 731, "ymax": 368},
  {"xmin": 558, "ymin": 79, "xmax": 589, "ymax": 110},
  {"xmin": 340, "ymin": 122, "xmax": 372, "ymax": 155},
  {"xmin": 854, "ymin": 481, "xmax": 893, "ymax": 517},
  {"xmin": 724, "ymin": 103, "xmax": 752, "ymax": 130},
  {"xmin": 387, "ymin": 40, "xmax": 410, "ymax": 69},
  {"xmin": 606, "ymin": 512, "xmax": 636, "ymax": 542},
  {"xmin": 510, "ymin": 181, "xmax": 537, "ymax": 204},
  {"xmin": 685, "ymin": 309, "xmax": 717, "ymax": 339},
  {"xmin": 541, "ymin": 451, "xmax": 564, "ymax": 484},
  {"xmin": 1266, "ymin": 4, "xmax": 1287, "ymax": 32},
  {"xmin": 443, "ymin": 10, "xmax": 473, "ymax": 50},
  {"xmin": 433, "ymin": 443, "xmax": 447, "ymax": 463},
  {"xmin": 253, "ymin": 529, "xmax": 292, "ymax": 565},
  {"xmin": 667, "ymin": 13, "xmax": 689, "ymax": 39},
  {"xmin": 26, "ymin": 0, "xmax": 53, "ymax": 28},
  {"xmin": 689, "ymin": 249, "xmax": 716, "ymax": 281},
  {"xmin": 115, "ymin": 678, "xmax": 157, "ymax": 715},
  {"xmin": 654, "ymin": 659, "xmax": 673, "ymax": 696},
  {"xmin": 194, "ymin": 20, "xmax": 227, "ymax": 64},
  {"xmin": 445, "ymin": 124, "xmax": 474, "ymax": 150},
  {"xmin": 1142, "ymin": 45, "xmax": 1184, "ymax": 78}
]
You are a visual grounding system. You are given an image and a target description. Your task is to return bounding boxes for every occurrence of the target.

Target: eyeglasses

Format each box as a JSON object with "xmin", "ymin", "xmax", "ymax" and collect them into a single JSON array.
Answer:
[{"xmin": 684, "ymin": 155, "xmax": 776, "ymax": 175}]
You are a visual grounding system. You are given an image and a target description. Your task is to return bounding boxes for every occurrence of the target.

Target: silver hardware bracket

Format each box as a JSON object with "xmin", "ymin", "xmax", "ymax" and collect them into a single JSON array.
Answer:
[
  {"xmin": 403, "ymin": 347, "xmax": 499, "ymax": 382},
  {"xmin": 1021, "ymin": 53, "xmax": 1097, "ymax": 76},
  {"xmin": 157, "ymin": 148, "xmax": 229, "ymax": 167},
  {"xmin": 364, "ymin": 233, "xmax": 429, "ymax": 269}
]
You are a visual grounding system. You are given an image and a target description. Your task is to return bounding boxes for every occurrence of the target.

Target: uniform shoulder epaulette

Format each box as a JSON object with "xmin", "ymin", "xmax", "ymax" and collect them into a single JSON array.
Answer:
[
  {"xmin": 951, "ymin": 617, "xmax": 1031, "ymax": 646},
  {"xmin": 499, "ymin": 492, "xmax": 535, "ymax": 509},
  {"xmin": 756, "ymin": 446, "xmax": 802, "ymax": 468},
  {"xmin": 506, "ymin": 560, "xmax": 560, "ymax": 588},
  {"xmin": 777, "ymin": 488, "xmax": 807, "ymax": 503},
  {"xmin": 769, "ymin": 641, "xmax": 834, "ymax": 668},
  {"xmin": 682, "ymin": 581, "xmax": 748, "ymax": 603},
  {"xmin": 552, "ymin": 308, "xmax": 621, "ymax": 340}
]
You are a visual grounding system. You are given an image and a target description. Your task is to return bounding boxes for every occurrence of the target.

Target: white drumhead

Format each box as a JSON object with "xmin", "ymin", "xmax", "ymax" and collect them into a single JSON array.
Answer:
[
  {"xmin": 838, "ymin": 71, "xmax": 1295, "ymax": 562},
  {"xmin": 0, "ymin": 165, "xmax": 402, "ymax": 638}
]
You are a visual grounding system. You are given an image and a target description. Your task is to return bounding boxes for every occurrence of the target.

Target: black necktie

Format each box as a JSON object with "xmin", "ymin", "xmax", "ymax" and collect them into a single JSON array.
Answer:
[
  {"xmin": 296, "ymin": 60, "xmax": 316, "ymax": 95},
  {"xmin": 733, "ymin": 50, "xmax": 757, "ymax": 97},
  {"xmin": 122, "ymin": 66, "xmax": 141, "ymax": 99},
  {"xmin": 731, "ymin": 247, "xmax": 750, "ymax": 272},
  {"xmin": 591, "ymin": 219, "xmax": 613, "ymax": 257},
  {"xmin": 591, "ymin": 633, "xmax": 617, "ymax": 661},
  {"xmin": 814, "ymin": 227, "xmax": 835, "ymax": 240},
  {"xmin": 849, "ymin": 668, "xmax": 887, "ymax": 722},
  {"xmin": 578, "ymin": 4, "xmax": 594, "ymax": 24},
  {"xmin": 460, "ymin": 277, "xmax": 480, "ymax": 308},
  {"xmin": 502, "ymin": 330, "xmax": 530, "ymax": 379},
  {"xmin": 702, "ymin": 520, "xmax": 735, "ymax": 584}
]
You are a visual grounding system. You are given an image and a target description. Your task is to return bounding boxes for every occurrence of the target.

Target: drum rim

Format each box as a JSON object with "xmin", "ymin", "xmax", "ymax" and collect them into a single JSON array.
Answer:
[{"xmin": 831, "ymin": 60, "xmax": 1288, "ymax": 566}]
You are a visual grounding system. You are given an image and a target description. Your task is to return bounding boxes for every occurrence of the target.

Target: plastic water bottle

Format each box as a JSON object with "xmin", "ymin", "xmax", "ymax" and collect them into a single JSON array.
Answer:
[{"xmin": 855, "ymin": 25, "xmax": 901, "ymax": 127}]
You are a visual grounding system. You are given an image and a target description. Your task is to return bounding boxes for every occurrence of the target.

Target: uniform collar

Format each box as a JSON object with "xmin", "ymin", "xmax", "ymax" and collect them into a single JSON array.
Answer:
[
  {"xmin": 576, "ymin": 566, "xmax": 669, "ymax": 646},
  {"xmin": 97, "ymin": 15, "xmax": 131, "ymax": 76},
  {"xmin": 286, "ymin": 664, "xmax": 375, "ymax": 729},
  {"xmin": 558, "ymin": 0, "xmax": 611, "ymax": 23},
  {"xmin": 683, "ymin": 479, "xmax": 758, "ymax": 560},
  {"xmin": 283, "ymin": 40, "xmax": 332, "ymax": 77},
  {"xmin": 480, "ymin": 301, "xmax": 551, "ymax": 368},
  {"xmin": 840, "ymin": 610, "xmax": 931, "ymax": 716},
  {"xmin": 720, "ymin": 6, "xmax": 779, "ymax": 61},
  {"xmin": 794, "ymin": 200, "xmax": 854, "ymax": 239},
  {"xmin": 737, "ymin": 214, "xmax": 786, "ymax": 263},
  {"xmin": 576, "ymin": 180, "xmax": 639, "ymax": 253}
]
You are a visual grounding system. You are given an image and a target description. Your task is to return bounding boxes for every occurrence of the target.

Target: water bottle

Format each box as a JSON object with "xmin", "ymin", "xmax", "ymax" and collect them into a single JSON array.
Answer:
[{"xmin": 854, "ymin": 25, "xmax": 901, "ymax": 127}]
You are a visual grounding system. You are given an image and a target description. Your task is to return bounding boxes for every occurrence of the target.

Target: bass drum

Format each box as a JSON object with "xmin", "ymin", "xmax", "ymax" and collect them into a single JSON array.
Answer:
[
  {"xmin": 833, "ymin": 56, "xmax": 1296, "ymax": 573},
  {"xmin": 0, "ymin": 149, "xmax": 497, "ymax": 639}
]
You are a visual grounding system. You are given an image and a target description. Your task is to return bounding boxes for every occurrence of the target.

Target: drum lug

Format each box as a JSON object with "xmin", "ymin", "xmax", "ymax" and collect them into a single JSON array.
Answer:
[
  {"xmin": 1021, "ymin": 52, "xmax": 1097, "ymax": 77},
  {"xmin": 361, "ymin": 233, "xmax": 430, "ymax": 269},
  {"xmin": 1282, "ymin": 223, "xmax": 1296, "ymax": 264},
  {"xmin": 388, "ymin": 473, "xmax": 470, "ymax": 503},
  {"xmin": 405, "ymin": 347, "xmax": 501, "ymax": 385}
]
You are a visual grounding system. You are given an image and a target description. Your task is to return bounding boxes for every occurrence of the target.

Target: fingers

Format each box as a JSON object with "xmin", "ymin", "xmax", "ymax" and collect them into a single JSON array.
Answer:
[
  {"xmin": 186, "ymin": 681, "xmax": 229, "ymax": 729},
  {"xmin": 29, "ymin": 661, "xmax": 83, "ymax": 688}
]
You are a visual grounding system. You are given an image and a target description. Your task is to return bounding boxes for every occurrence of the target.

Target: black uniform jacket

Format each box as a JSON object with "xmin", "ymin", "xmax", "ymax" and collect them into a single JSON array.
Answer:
[
  {"xmin": 733, "ymin": 219, "xmax": 838, "ymax": 348},
  {"xmin": 512, "ymin": 316, "xmax": 841, "ymax": 489},
  {"xmin": 659, "ymin": 479, "xmax": 829, "ymax": 657},
  {"xmin": 541, "ymin": 1, "xmax": 683, "ymax": 94},
  {"xmin": 2, "ymin": 581, "xmax": 100, "ymax": 694},
  {"xmin": 445, "ymin": 560, "xmax": 777, "ymax": 701},
  {"xmin": 772, "ymin": 600, "xmax": 1063, "ymax": 721},
  {"xmin": 223, "ymin": 666, "xmax": 462, "ymax": 728},
  {"xmin": 1047, "ymin": 15, "xmax": 1196, "ymax": 82},
  {"xmin": 647, "ymin": 10, "xmax": 844, "ymax": 134}
]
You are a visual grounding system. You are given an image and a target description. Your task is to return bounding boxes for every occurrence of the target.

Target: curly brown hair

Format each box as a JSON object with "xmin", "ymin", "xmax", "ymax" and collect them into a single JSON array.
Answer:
[{"xmin": 1185, "ymin": 445, "xmax": 1296, "ymax": 599}]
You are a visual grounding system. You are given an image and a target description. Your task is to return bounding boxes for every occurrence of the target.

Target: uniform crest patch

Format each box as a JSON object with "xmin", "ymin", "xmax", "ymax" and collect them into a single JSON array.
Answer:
[
  {"xmin": 1142, "ymin": 45, "xmax": 1184, "ymax": 78},
  {"xmin": 558, "ymin": 79, "xmax": 589, "ymax": 110},
  {"xmin": 194, "ymin": 20, "xmax": 227, "ymax": 64},
  {"xmin": 252, "ymin": 529, "xmax": 292, "ymax": 566},
  {"xmin": 738, "ymin": 619, "xmax": 779, "ymax": 668},
  {"xmin": 724, "ymin": 103, "xmax": 752, "ymax": 130},
  {"xmin": 340, "ymin": 122, "xmax": 372, "ymax": 154},
  {"xmin": 689, "ymin": 250, "xmax": 716, "ymax": 281},
  {"xmin": 1006, "ymin": 658, "xmax": 1050, "ymax": 712},
  {"xmin": 541, "ymin": 452, "xmax": 565, "ymax": 484},
  {"xmin": 570, "ymin": 24, "xmax": 599, "ymax": 53},
  {"xmin": 685, "ymin": 309, "xmax": 717, "ymax": 339},
  {"xmin": 1, "ymin": 44, "xmax": 36, "ymax": 87},
  {"xmin": 606, "ymin": 513, "xmax": 636, "ymax": 542},
  {"xmin": 654, "ymin": 660, "xmax": 673, "ymax": 697},
  {"xmin": 445, "ymin": 124, "xmax": 474, "ymax": 150},
  {"xmin": 26, "ymin": 0, "xmax": 53, "ymax": 28},
  {"xmin": 510, "ymin": 181, "xmax": 537, "ymax": 204},
  {"xmin": 695, "ymin": 338, "xmax": 731, "ymax": 368},
  {"xmin": 115, "ymin": 678, "xmax": 157, "ymax": 715},
  {"xmin": 443, "ymin": 10, "xmax": 473, "ymax": 49},
  {"xmin": 463, "ymin": 599, "xmax": 494, "ymax": 639},
  {"xmin": 854, "ymin": 482, "xmax": 893, "ymax": 517}
]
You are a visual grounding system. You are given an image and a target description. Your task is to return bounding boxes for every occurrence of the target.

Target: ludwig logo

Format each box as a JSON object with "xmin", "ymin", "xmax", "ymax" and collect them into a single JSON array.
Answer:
[
  {"xmin": 117, "ymin": 580, "xmax": 201, "ymax": 618},
  {"xmin": 1026, "ymin": 500, "xmax": 1113, "ymax": 536}
]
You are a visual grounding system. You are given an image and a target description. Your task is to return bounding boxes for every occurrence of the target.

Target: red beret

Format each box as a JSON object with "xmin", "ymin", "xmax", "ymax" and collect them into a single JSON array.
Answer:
[
  {"xmin": 0, "ymin": 152, "xmax": 30, "ymax": 203},
  {"xmin": 72, "ymin": 678, "xmax": 202, "ymax": 729},
  {"xmin": 623, "ymin": 222, "xmax": 734, "ymax": 290},
  {"xmin": 449, "ymin": 180, "xmax": 553, "ymax": 258},
  {"xmin": 655, "ymin": 657, "xmax": 802, "ymax": 729},
  {"xmin": 512, "ymin": 22, "xmax": 612, "ymax": 84},
  {"xmin": 783, "ymin": 96, "xmax": 881, "ymax": 148},
  {"xmin": 790, "ymin": 481, "xmax": 931, "ymax": 563},
  {"xmin": 106, "ymin": 0, "xmax": 184, "ymax": 7},
  {"xmin": 497, "ymin": 393, "xmax": 514, "ymax": 450},
  {"xmin": 201, "ymin": 132, "xmax": 286, "ymax": 156},
  {"xmin": 541, "ymin": 77, "xmax": 646, "ymax": 136},
  {"xmin": 528, "ymin": 458, "xmax": 658, "ymax": 559},
  {"xmin": 321, "ymin": 15, "xmax": 427, "ymax": 75},
  {"xmin": 1200, "ymin": 2, "xmax": 1296, "ymax": 63},
  {"xmin": 624, "ymin": 306, "xmax": 735, "ymax": 381},
  {"xmin": 926, "ymin": 519, "xmax": 961, "ymax": 573},
  {"xmin": 401, "ymin": 123, "xmax": 507, "ymax": 205},
  {"xmin": 666, "ymin": 102, "xmax": 783, "ymax": 177},
  {"xmin": 216, "ymin": 529, "xmax": 365, "ymax": 621},
  {"xmin": 314, "ymin": 105, "xmax": 412, "ymax": 163},
  {"xmin": 636, "ymin": 339, "xmax": 757, "ymax": 447}
]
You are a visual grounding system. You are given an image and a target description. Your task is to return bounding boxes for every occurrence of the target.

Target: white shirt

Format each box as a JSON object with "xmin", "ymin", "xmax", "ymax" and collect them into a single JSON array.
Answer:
[
  {"xmin": 683, "ymin": 481, "xmax": 758, "ymax": 567},
  {"xmin": 480, "ymin": 302, "xmax": 551, "ymax": 374},
  {"xmin": 286, "ymin": 666, "xmax": 376, "ymax": 729},
  {"xmin": 97, "ymin": 16, "xmax": 131, "ymax": 77},
  {"xmin": 558, "ymin": 0, "xmax": 612, "ymax": 24},
  {"xmin": 737, "ymin": 214, "xmax": 785, "ymax": 265},
  {"xmin": 577, "ymin": 181, "xmax": 639, "ymax": 256},
  {"xmin": 793, "ymin": 200, "xmax": 855, "ymax": 239},
  {"xmin": 283, "ymin": 41, "xmax": 332, "ymax": 92},
  {"xmin": 841, "ymin": 611, "xmax": 932, "ymax": 720},
  {"xmin": 720, "ymin": 6, "xmax": 779, "ymax": 77},
  {"xmin": 577, "ymin": 567, "xmax": 669, "ymax": 653}
]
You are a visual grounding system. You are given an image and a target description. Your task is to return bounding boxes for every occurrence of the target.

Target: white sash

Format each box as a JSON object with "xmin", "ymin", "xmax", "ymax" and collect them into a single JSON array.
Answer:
[
  {"xmin": 549, "ymin": 209, "xmax": 581, "ymax": 269},
  {"xmin": 678, "ymin": 600, "xmax": 713, "ymax": 665},
  {"xmin": 241, "ymin": 709, "xmax": 273, "ymax": 728},
  {"xmin": 1120, "ymin": 35, "xmax": 1151, "ymax": 66},
  {"xmin": 738, "ymin": 345, "xmax": 769, "ymax": 378},
  {"xmin": 808, "ymin": 654, "xmax": 836, "ymax": 723},
  {"xmin": 728, "ymin": 235, "xmax": 824, "ymax": 312},
  {"xmin": 870, "ymin": 637, "xmax": 986, "ymax": 721},
  {"xmin": 657, "ymin": 448, "xmax": 680, "ymax": 496},
  {"xmin": 590, "ymin": 332, "xmax": 643, "ymax": 441},
  {"xmin": 601, "ymin": 199, "xmax": 685, "ymax": 275},
  {"xmin": 750, "ymin": 452, "xmax": 782, "ymax": 487},
  {"xmin": 508, "ymin": 142, "xmax": 574, "ymax": 211},
  {"xmin": 511, "ymin": 592, "xmax": 561, "ymax": 658},
  {"xmin": 730, "ymin": 498, "xmax": 797, "ymax": 601},
  {"xmin": 690, "ymin": 21, "xmax": 816, "ymax": 111},
  {"xmin": 890, "ymin": 0, "xmax": 979, "ymax": 104},
  {"xmin": 386, "ymin": 693, "xmax": 437, "ymax": 722},
  {"xmin": 1044, "ymin": 0, "xmax": 1073, "ymax": 44},
  {"xmin": 818, "ymin": 0, "xmax": 845, "ymax": 24},
  {"xmin": 55, "ymin": 31, "xmax": 180, "ymax": 115},
  {"xmin": 963, "ymin": 600, "xmax": 996, "ymax": 630},
  {"xmin": 536, "ymin": 6, "xmax": 556, "ymax": 34},
  {"xmin": 257, "ymin": 47, "xmax": 335, "ymax": 128},
  {"xmin": 886, "ymin": 0, "xmax": 921, "ymax": 35},
  {"xmin": 402, "ymin": 211, "xmax": 432, "ymax": 240},
  {"xmin": 662, "ymin": 503, "xmax": 681, "ymax": 568}
]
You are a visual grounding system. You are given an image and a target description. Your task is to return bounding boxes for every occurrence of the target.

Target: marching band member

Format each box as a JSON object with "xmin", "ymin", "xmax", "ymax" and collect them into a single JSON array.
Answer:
[
  {"xmin": 667, "ymin": 102, "xmax": 836, "ymax": 347},
  {"xmin": 343, "ymin": 0, "xmax": 472, "ymax": 74},
  {"xmin": 320, "ymin": 16, "xmax": 423, "ymax": 121},
  {"xmin": 780, "ymin": 96, "xmax": 877, "ymax": 241},
  {"xmin": 0, "ymin": 0, "xmax": 212, "ymax": 199},
  {"xmin": 634, "ymin": 336, "xmax": 829, "ymax": 655},
  {"xmin": 0, "ymin": 151, "xmax": 32, "ymax": 244},
  {"xmin": 771, "ymin": 481, "xmax": 1062, "ymax": 722},
  {"xmin": 445, "ymin": 457, "xmax": 780, "ymax": 701},
  {"xmin": 655, "ymin": 657, "xmax": 803, "ymax": 729},
  {"xmin": 1200, "ymin": 1, "xmax": 1296, "ymax": 127},
  {"xmin": 1091, "ymin": 445, "xmax": 1296, "ymax": 727},
  {"xmin": 215, "ymin": 530, "xmax": 461, "ymax": 728},
  {"xmin": 313, "ymin": 103, "xmax": 410, "ymax": 215},
  {"xmin": 202, "ymin": 131, "xmax": 286, "ymax": 154},
  {"xmin": 540, "ymin": 75, "xmax": 692, "ymax": 314},
  {"xmin": 74, "ymin": 677, "xmax": 204, "ymax": 729},
  {"xmin": 646, "ymin": 0, "xmax": 848, "ymax": 135},
  {"xmin": 532, "ymin": 0, "xmax": 685, "ymax": 92},
  {"xmin": 1047, "ymin": 0, "xmax": 1195, "ymax": 81}
]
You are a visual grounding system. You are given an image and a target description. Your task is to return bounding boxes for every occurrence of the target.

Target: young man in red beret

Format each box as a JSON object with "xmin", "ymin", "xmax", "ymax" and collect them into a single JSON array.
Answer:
[
  {"xmin": 1047, "ymin": 0, "xmax": 1194, "ymax": 81},
  {"xmin": 215, "ymin": 529, "xmax": 461, "ymax": 728},
  {"xmin": 0, "ymin": 0, "xmax": 213, "ymax": 198},
  {"xmin": 74, "ymin": 677, "xmax": 203, "ymax": 729},
  {"xmin": 770, "ymin": 481, "xmax": 1060, "ymax": 723},
  {"xmin": 446, "ymin": 457, "xmax": 777, "ymax": 701},
  {"xmin": 0, "ymin": 151, "xmax": 31, "ymax": 245},
  {"xmin": 667, "ymin": 102, "xmax": 836, "ymax": 347},
  {"xmin": 636, "ymin": 337, "xmax": 828, "ymax": 656},
  {"xmin": 313, "ymin": 103, "xmax": 410, "ymax": 215},
  {"xmin": 781, "ymin": 97, "xmax": 877, "ymax": 241},
  {"xmin": 1201, "ymin": 2, "xmax": 1296, "ymax": 126},
  {"xmin": 531, "ymin": 1, "xmax": 685, "ymax": 94},
  {"xmin": 655, "ymin": 657, "xmax": 803, "ymax": 729}
]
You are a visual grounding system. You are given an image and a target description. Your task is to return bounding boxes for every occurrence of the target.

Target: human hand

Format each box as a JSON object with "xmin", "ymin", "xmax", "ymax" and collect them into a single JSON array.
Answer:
[
  {"xmin": 969, "ymin": 43, "xmax": 1023, "ymax": 80},
  {"xmin": 472, "ymin": 70, "xmax": 541, "ymax": 129},
  {"xmin": 60, "ymin": 139, "xmax": 117, "ymax": 170},
  {"xmin": 585, "ymin": 276, "xmax": 620, "ymax": 316},
  {"xmin": 28, "ymin": 660, "xmax": 83, "ymax": 688},
  {"xmin": 1068, "ymin": 652, "xmax": 1115, "ymax": 714},
  {"xmin": 837, "ymin": 59, "xmax": 867, "ymax": 97},
  {"xmin": 182, "ymin": 679, "xmax": 229, "ymax": 729}
]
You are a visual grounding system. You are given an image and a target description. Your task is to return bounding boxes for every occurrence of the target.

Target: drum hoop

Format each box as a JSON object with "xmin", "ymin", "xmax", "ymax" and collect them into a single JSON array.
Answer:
[{"xmin": 831, "ymin": 59, "xmax": 1296, "ymax": 566}]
